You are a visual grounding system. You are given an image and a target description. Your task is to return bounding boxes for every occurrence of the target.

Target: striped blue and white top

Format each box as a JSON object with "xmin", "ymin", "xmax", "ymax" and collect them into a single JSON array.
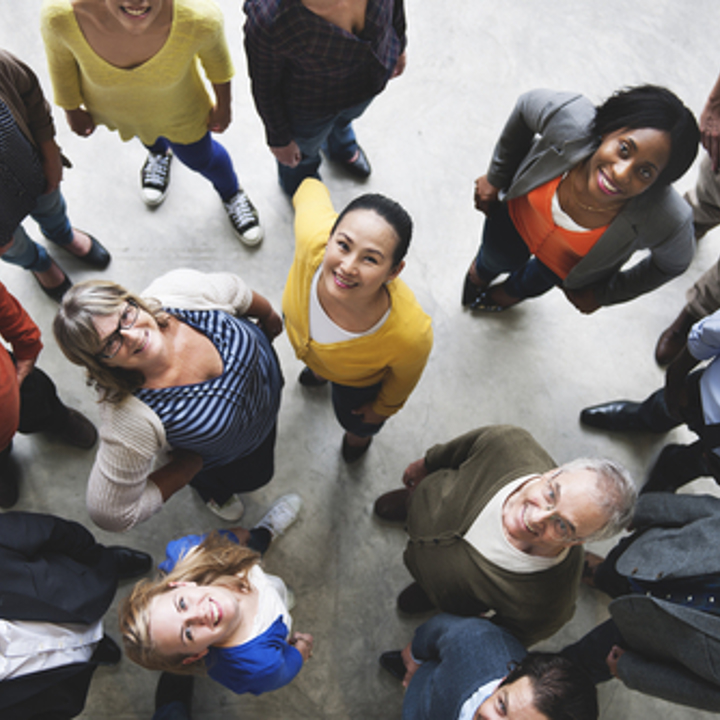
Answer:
[{"xmin": 136, "ymin": 309, "xmax": 282, "ymax": 468}]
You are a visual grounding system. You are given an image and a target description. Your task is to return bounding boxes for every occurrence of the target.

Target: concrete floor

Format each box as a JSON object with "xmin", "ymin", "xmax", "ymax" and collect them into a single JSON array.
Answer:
[{"xmin": 2, "ymin": 1, "xmax": 720, "ymax": 718}]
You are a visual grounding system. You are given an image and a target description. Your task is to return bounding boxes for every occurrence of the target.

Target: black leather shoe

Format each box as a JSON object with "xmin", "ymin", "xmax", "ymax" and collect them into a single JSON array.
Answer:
[
  {"xmin": 397, "ymin": 582, "xmax": 435, "ymax": 615},
  {"xmin": 35, "ymin": 267, "xmax": 73, "ymax": 302},
  {"xmin": 374, "ymin": 488, "xmax": 409, "ymax": 522},
  {"xmin": 339, "ymin": 145, "xmax": 372, "ymax": 179},
  {"xmin": 92, "ymin": 635, "xmax": 122, "ymax": 666},
  {"xmin": 0, "ymin": 455, "xmax": 20, "ymax": 509},
  {"xmin": 78, "ymin": 233, "xmax": 111, "ymax": 269},
  {"xmin": 580, "ymin": 401, "xmax": 647, "ymax": 432},
  {"xmin": 379, "ymin": 650, "xmax": 406, "ymax": 681},
  {"xmin": 155, "ymin": 672, "xmax": 194, "ymax": 713},
  {"xmin": 342, "ymin": 434, "xmax": 372, "ymax": 463},
  {"xmin": 642, "ymin": 441, "xmax": 708, "ymax": 494},
  {"xmin": 298, "ymin": 366, "xmax": 328, "ymax": 387},
  {"xmin": 109, "ymin": 546, "xmax": 153, "ymax": 579},
  {"xmin": 51, "ymin": 408, "xmax": 98, "ymax": 449}
]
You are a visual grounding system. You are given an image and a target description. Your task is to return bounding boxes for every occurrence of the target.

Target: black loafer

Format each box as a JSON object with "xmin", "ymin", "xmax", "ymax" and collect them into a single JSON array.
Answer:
[
  {"xmin": 109, "ymin": 546, "xmax": 153, "ymax": 579},
  {"xmin": 342, "ymin": 434, "xmax": 372, "ymax": 463},
  {"xmin": 78, "ymin": 233, "xmax": 111, "ymax": 269},
  {"xmin": 397, "ymin": 582, "xmax": 435, "ymax": 615},
  {"xmin": 35, "ymin": 268, "xmax": 72, "ymax": 302},
  {"xmin": 379, "ymin": 650, "xmax": 406, "ymax": 682},
  {"xmin": 298, "ymin": 366, "xmax": 328, "ymax": 387},
  {"xmin": 580, "ymin": 401, "xmax": 646, "ymax": 432},
  {"xmin": 92, "ymin": 635, "xmax": 122, "ymax": 666},
  {"xmin": 339, "ymin": 145, "xmax": 372, "ymax": 179}
]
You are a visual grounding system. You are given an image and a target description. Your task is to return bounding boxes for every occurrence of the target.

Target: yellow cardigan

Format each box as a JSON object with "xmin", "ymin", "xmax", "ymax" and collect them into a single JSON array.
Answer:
[
  {"xmin": 282, "ymin": 180, "xmax": 433, "ymax": 417},
  {"xmin": 40, "ymin": 0, "xmax": 234, "ymax": 145}
]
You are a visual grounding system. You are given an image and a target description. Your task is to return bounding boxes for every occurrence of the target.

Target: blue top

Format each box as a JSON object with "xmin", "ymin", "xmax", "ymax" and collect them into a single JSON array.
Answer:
[
  {"xmin": 136, "ymin": 309, "xmax": 283, "ymax": 469},
  {"xmin": 160, "ymin": 532, "xmax": 303, "ymax": 696}
]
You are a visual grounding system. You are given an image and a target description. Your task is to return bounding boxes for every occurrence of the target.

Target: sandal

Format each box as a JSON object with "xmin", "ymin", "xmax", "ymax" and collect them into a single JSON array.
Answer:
[
  {"xmin": 462, "ymin": 272, "xmax": 485, "ymax": 307},
  {"xmin": 470, "ymin": 289, "xmax": 506, "ymax": 312}
]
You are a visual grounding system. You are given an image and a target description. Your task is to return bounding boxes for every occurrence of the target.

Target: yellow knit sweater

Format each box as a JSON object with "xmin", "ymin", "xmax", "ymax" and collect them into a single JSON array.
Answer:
[
  {"xmin": 41, "ymin": 0, "xmax": 234, "ymax": 145},
  {"xmin": 283, "ymin": 179, "xmax": 433, "ymax": 417}
]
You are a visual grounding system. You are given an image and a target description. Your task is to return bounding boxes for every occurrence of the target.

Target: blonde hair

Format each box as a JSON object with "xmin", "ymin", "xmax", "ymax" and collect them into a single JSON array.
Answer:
[
  {"xmin": 53, "ymin": 280, "xmax": 170, "ymax": 403},
  {"xmin": 119, "ymin": 533, "xmax": 261, "ymax": 674}
]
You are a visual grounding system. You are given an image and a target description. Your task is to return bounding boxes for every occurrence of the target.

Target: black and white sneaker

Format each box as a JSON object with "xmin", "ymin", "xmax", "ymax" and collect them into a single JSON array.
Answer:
[
  {"xmin": 140, "ymin": 150, "xmax": 172, "ymax": 206},
  {"xmin": 224, "ymin": 188, "xmax": 263, "ymax": 246}
]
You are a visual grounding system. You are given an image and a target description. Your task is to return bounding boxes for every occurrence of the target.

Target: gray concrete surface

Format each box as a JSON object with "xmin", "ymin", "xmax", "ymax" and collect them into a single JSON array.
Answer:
[{"xmin": 2, "ymin": 1, "xmax": 719, "ymax": 718}]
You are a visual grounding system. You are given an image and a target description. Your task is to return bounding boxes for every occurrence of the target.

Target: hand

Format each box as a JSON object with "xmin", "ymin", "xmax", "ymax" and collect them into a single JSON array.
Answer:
[
  {"xmin": 474, "ymin": 175, "xmax": 500, "ymax": 215},
  {"xmin": 65, "ymin": 108, "xmax": 96, "ymax": 137},
  {"xmin": 271, "ymin": 141, "xmax": 302, "ymax": 168},
  {"xmin": 15, "ymin": 358, "xmax": 35, "ymax": 386},
  {"xmin": 207, "ymin": 102, "xmax": 231, "ymax": 133},
  {"xmin": 605, "ymin": 645, "xmax": 625, "ymax": 678},
  {"xmin": 563, "ymin": 286, "xmax": 601, "ymax": 314},
  {"xmin": 351, "ymin": 402, "xmax": 387, "ymax": 426},
  {"xmin": 700, "ymin": 98, "xmax": 720, "ymax": 171},
  {"xmin": 257, "ymin": 309, "xmax": 284, "ymax": 340},
  {"xmin": 290, "ymin": 632, "xmax": 314, "ymax": 661},
  {"xmin": 39, "ymin": 139, "xmax": 63, "ymax": 193},
  {"xmin": 400, "ymin": 642, "xmax": 421, "ymax": 688},
  {"xmin": 391, "ymin": 51, "xmax": 407, "ymax": 78},
  {"xmin": 402, "ymin": 458, "xmax": 429, "ymax": 491}
]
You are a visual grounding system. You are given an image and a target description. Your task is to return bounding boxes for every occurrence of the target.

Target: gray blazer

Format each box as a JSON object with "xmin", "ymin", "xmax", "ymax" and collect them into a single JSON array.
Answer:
[
  {"xmin": 610, "ymin": 493, "xmax": 720, "ymax": 710},
  {"xmin": 486, "ymin": 89, "xmax": 694, "ymax": 306}
]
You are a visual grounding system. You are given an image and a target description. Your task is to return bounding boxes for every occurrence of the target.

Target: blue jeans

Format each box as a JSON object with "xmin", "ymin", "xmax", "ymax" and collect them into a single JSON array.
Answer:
[
  {"xmin": 147, "ymin": 132, "xmax": 238, "ymax": 202},
  {"xmin": 331, "ymin": 381, "xmax": 385, "ymax": 438},
  {"xmin": 279, "ymin": 98, "xmax": 374, "ymax": 196},
  {"xmin": 1, "ymin": 188, "xmax": 73, "ymax": 272},
  {"xmin": 474, "ymin": 203, "xmax": 562, "ymax": 299}
]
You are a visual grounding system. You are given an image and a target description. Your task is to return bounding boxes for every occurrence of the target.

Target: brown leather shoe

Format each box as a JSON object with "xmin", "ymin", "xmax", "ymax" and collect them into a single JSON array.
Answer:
[
  {"xmin": 397, "ymin": 582, "xmax": 435, "ymax": 615},
  {"xmin": 655, "ymin": 308, "xmax": 697, "ymax": 366},
  {"xmin": 51, "ymin": 408, "xmax": 98, "ymax": 449},
  {"xmin": 374, "ymin": 488, "xmax": 410, "ymax": 522}
]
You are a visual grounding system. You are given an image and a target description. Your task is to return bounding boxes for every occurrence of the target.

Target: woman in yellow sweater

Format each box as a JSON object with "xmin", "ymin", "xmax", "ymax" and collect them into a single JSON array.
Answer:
[
  {"xmin": 283, "ymin": 179, "xmax": 433, "ymax": 461},
  {"xmin": 40, "ymin": 0, "xmax": 263, "ymax": 246}
]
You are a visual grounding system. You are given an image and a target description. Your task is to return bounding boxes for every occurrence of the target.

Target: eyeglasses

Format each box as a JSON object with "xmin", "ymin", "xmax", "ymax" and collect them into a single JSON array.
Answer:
[
  {"xmin": 97, "ymin": 299, "xmax": 140, "ymax": 360},
  {"xmin": 537, "ymin": 473, "xmax": 579, "ymax": 543}
]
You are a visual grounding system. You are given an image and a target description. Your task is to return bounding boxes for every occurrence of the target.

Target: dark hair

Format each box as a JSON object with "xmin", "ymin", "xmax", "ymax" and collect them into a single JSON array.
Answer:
[
  {"xmin": 502, "ymin": 653, "xmax": 598, "ymax": 720},
  {"xmin": 592, "ymin": 85, "xmax": 699, "ymax": 186},
  {"xmin": 331, "ymin": 193, "xmax": 413, "ymax": 267}
]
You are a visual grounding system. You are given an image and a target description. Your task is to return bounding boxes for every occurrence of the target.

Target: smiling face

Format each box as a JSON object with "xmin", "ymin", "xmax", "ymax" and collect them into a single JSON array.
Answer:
[
  {"xmin": 502, "ymin": 468, "xmax": 610, "ymax": 556},
  {"xmin": 92, "ymin": 303, "xmax": 163, "ymax": 371},
  {"xmin": 583, "ymin": 127, "xmax": 671, "ymax": 206},
  {"xmin": 105, "ymin": 0, "xmax": 166, "ymax": 32},
  {"xmin": 148, "ymin": 582, "xmax": 243, "ymax": 662},
  {"xmin": 320, "ymin": 209, "xmax": 405, "ymax": 306},
  {"xmin": 474, "ymin": 677, "xmax": 548, "ymax": 720}
]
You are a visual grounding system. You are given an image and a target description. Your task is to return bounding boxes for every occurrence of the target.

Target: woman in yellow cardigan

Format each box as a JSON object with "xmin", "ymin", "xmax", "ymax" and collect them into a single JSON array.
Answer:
[
  {"xmin": 40, "ymin": 0, "xmax": 262, "ymax": 245},
  {"xmin": 283, "ymin": 179, "xmax": 433, "ymax": 462}
]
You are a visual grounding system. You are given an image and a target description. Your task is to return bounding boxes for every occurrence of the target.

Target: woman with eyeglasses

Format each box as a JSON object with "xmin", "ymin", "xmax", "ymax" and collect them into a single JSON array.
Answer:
[{"xmin": 53, "ymin": 268, "xmax": 284, "ymax": 531}]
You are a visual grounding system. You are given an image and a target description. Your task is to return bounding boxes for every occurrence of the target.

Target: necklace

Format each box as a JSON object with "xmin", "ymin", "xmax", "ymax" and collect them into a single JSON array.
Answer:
[{"xmin": 563, "ymin": 167, "xmax": 624, "ymax": 214}]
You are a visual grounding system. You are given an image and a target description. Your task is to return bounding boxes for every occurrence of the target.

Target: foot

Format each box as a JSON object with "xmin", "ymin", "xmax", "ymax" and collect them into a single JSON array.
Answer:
[
  {"xmin": 379, "ymin": 650, "xmax": 406, "ymax": 682},
  {"xmin": 0, "ymin": 456, "xmax": 21, "ymax": 509},
  {"xmin": 33, "ymin": 260, "xmax": 73, "ymax": 302},
  {"xmin": 580, "ymin": 401, "xmax": 647, "ymax": 432},
  {"xmin": 224, "ymin": 189, "xmax": 263, "ymax": 246},
  {"xmin": 91, "ymin": 635, "xmax": 122, "ymax": 666},
  {"xmin": 462, "ymin": 262, "xmax": 488, "ymax": 307},
  {"xmin": 373, "ymin": 488, "xmax": 410, "ymax": 522},
  {"xmin": 254, "ymin": 493, "xmax": 303, "ymax": 538},
  {"xmin": 298, "ymin": 366, "xmax": 328, "ymax": 387},
  {"xmin": 108, "ymin": 546, "xmax": 153, "ymax": 579},
  {"xmin": 471, "ymin": 283, "xmax": 520, "ymax": 312},
  {"xmin": 397, "ymin": 582, "xmax": 435, "ymax": 615},
  {"xmin": 155, "ymin": 673, "xmax": 194, "ymax": 714},
  {"xmin": 654, "ymin": 308, "xmax": 697, "ymax": 366},
  {"xmin": 336, "ymin": 145, "xmax": 372, "ymax": 179},
  {"xmin": 141, "ymin": 150, "xmax": 172, "ymax": 206},
  {"xmin": 50, "ymin": 407, "xmax": 98, "ymax": 448},
  {"xmin": 65, "ymin": 230, "xmax": 111, "ymax": 269},
  {"xmin": 342, "ymin": 433, "xmax": 372, "ymax": 463},
  {"xmin": 206, "ymin": 494, "xmax": 245, "ymax": 522}
]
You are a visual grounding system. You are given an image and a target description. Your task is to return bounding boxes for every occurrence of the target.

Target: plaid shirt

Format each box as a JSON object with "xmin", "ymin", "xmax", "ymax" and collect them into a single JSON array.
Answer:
[{"xmin": 243, "ymin": 0, "xmax": 406, "ymax": 147}]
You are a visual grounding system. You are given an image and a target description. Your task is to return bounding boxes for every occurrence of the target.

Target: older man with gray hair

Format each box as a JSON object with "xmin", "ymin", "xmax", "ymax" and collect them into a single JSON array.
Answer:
[{"xmin": 374, "ymin": 425, "xmax": 636, "ymax": 646}]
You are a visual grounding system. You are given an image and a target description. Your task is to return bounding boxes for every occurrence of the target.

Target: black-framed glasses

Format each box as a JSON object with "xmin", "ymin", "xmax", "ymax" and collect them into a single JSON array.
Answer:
[{"xmin": 97, "ymin": 299, "xmax": 140, "ymax": 360}]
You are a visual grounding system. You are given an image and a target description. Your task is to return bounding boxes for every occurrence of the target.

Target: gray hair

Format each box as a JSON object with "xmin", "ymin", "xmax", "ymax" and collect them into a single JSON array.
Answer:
[
  {"xmin": 53, "ymin": 280, "xmax": 168, "ymax": 403},
  {"xmin": 557, "ymin": 457, "xmax": 637, "ymax": 542}
]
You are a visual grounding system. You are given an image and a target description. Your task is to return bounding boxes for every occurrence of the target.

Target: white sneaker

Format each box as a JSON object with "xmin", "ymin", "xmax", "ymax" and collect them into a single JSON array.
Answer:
[
  {"xmin": 206, "ymin": 494, "xmax": 245, "ymax": 522},
  {"xmin": 140, "ymin": 151, "xmax": 172, "ymax": 206},
  {"xmin": 223, "ymin": 189, "xmax": 263, "ymax": 246},
  {"xmin": 254, "ymin": 493, "xmax": 302, "ymax": 538}
]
